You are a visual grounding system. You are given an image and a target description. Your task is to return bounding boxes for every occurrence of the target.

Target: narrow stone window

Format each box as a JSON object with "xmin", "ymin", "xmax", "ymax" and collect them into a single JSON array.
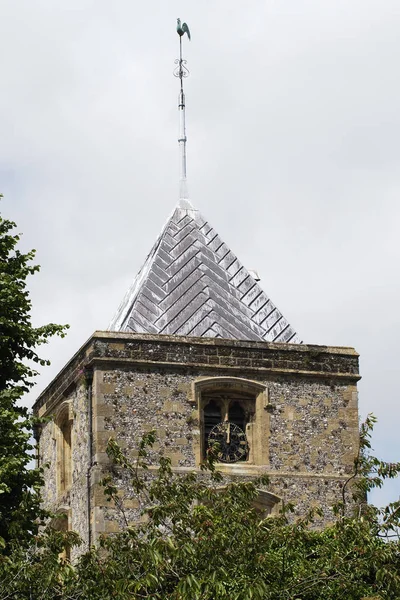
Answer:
[
  {"xmin": 60, "ymin": 419, "xmax": 72, "ymax": 492},
  {"xmin": 54, "ymin": 401, "xmax": 73, "ymax": 496}
]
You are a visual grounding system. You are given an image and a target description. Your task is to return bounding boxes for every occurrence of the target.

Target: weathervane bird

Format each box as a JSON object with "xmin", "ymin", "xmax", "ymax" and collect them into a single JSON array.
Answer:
[{"xmin": 177, "ymin": 18, "xmax": 191, "ymax": 40}]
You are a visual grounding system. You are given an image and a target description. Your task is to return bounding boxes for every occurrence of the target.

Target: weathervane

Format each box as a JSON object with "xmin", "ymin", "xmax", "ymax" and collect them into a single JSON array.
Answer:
[{"xmin": 174, "ymin": 18, "xmax": 191, "ymax": 204}]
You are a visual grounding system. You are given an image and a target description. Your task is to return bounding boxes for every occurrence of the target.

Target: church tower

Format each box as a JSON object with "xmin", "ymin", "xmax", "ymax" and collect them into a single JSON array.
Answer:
[{"xmin": 33, "ymin": 23, "xmax": 360, "ymax": 553}]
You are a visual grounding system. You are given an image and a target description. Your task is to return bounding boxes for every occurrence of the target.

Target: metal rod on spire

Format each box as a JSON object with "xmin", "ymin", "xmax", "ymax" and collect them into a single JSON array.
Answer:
[{"xmin": 174, "ymin": 19, "xmax": 191, "ymax": 205}]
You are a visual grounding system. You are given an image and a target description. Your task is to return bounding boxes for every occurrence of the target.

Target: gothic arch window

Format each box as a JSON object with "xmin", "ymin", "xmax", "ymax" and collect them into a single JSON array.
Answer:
[
  {"xmin": 54, "ymin": 401, "xmax": 73, "ymax": 496},
  {"xmin": 252, "ymin": 489, "xmax": 281, "ymax": 516},
  {"xmin": 193, "ymin": 377, "xmax": 270, "ymax": 466},
  {"xmin": 202, "ymin": 391, "xmax": 253, "ymax": 461},
  {"xmin": 211, "ymin": 487, "xmax": 281, "ymax": 517},
  {"xmin": 60, "ymin": 419, "xmax": 72, "ymax": 492}
]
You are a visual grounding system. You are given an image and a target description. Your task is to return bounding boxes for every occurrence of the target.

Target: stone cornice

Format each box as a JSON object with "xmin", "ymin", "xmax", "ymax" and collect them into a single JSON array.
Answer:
[{"xmin": 33, "ymin": 331, "xmax": 360, "ymax": 416}]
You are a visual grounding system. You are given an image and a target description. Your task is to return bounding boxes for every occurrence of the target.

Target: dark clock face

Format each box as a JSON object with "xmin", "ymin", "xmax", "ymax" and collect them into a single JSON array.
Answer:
[{"xmin": 207, "ymin": 422, "xmax": 248, "ymax": 463}]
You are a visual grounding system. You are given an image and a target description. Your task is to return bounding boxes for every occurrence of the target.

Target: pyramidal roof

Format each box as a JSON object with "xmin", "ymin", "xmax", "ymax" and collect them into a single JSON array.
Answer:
[{"xmin": 108, "ymin": 200, "xmax": 301, "ymax": 344}]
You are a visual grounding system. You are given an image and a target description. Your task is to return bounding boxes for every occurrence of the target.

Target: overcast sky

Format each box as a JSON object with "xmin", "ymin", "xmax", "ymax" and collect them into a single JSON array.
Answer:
[{"xmin": 1, "ymin": 0, "xmax": 399, "ymax": 506}]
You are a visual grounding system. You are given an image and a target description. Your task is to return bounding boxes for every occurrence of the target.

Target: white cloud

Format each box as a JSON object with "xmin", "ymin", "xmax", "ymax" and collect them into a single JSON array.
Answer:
[{"xmin": 1, "ymin": 0, "xmax": 399, "ymax": 506}]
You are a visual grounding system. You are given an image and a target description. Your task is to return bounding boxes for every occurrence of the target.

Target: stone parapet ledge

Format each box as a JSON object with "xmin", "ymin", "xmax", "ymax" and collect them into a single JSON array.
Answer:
[{"xmin": 34, "ymin": 331, "xmax": 360, "ymax": 417}]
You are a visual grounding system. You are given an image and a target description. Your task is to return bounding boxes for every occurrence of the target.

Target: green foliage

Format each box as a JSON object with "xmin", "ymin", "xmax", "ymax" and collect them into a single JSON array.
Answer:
[
  {"xmin": 76, "ymin": 423, "xmax": 400, "ymax": 600},
  {"xmin": 2, "ymin": 416, "xmax": 399, "ymax": 600},
  {"xmin": 0, "ymin": 196, "xmax": 69, "ymax": 550},
  {"xmin": 0, "ymin": 527, "xmax": 80, "ymax": 599}
]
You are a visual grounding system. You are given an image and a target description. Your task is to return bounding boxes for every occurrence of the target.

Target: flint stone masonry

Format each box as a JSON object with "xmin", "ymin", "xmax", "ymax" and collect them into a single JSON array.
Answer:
[
  {"xmin": 98, "ymin": 469, "xmax": 353, "ymax": 533},
  {"xmin": 34, "ymin": 331, "xmax": 360, "ymax": 552}
]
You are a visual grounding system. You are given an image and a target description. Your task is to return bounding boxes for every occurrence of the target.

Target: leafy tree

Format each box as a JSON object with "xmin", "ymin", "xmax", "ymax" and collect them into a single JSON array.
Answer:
[
  {"xmin": 1, "ymin": 417, "xmax": 399, "ymax": 600},
  {"xmin": 75, "ymin": 421, "xmax": 400, "ymax": 600},
  {"xmin": 0, "ymin": 196, "xmax": 68, "ymax": 550}
]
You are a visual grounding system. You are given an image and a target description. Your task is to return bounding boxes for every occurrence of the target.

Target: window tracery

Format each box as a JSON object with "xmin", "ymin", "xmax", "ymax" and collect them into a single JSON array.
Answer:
[{"xmin": 203, "ymin": 391, "xmax": 253, "ymax": 460}]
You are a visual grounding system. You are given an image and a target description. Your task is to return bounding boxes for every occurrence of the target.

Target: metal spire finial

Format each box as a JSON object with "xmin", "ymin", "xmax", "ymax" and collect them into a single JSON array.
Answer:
[{"xmin": 174, "ymin": 19, "xmax": 191, "ymax": 207}]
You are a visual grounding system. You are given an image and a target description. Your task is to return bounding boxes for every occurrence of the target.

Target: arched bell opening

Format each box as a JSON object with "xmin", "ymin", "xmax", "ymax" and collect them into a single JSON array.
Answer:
[{"xmin": 193, "ymin": 377, "xmax": 270, "ymax": 467}]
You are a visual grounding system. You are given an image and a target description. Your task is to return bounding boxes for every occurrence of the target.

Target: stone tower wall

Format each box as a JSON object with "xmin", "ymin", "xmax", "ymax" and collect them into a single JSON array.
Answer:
[{"xmin": 34, "ymin": 332, "xmax": 360, "ymax": 551}]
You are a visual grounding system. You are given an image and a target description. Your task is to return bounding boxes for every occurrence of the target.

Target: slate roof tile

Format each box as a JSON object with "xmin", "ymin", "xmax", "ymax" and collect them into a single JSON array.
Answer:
[{"xmin": 108, "ymin": 203, "xmax": 301, "ymax": 344}]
